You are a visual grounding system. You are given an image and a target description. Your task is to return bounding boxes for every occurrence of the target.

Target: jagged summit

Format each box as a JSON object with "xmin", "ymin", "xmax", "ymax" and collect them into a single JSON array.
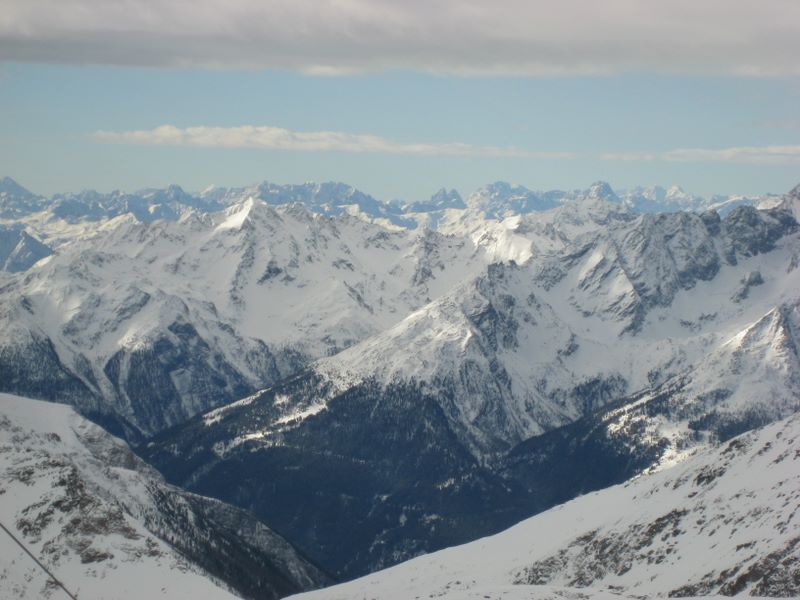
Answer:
[
  {"xmin": 0, "ymin": 225, "xmax": 52, "ymax": 272},
  {"xmin": 2, "ymin": 176, "xmax": 790, "ymax": 235},
  {"xmin": 0, "ymin": 176, "xmax": 33, "ymax": 197},
  {"xmin": 405, "ymin": 187, "xmax": 465, "ymax": 212},
  {"xmin": 139, "ymin": 183, "xmax": 195, "ymax": 203},
  {"xmin": 583, "ymin": 180, "xmax": 618, "ymax": 202},
  {"xmin": 666, "ymin": 183, "xmax": 686, "ymax": 196},
  {"xmin": 0, "ymin": 177, "xmax": 49, "ymax": 219},
  {"xmin": 465, "ymin": 181, "xmax": 564, "ymax": 216}
]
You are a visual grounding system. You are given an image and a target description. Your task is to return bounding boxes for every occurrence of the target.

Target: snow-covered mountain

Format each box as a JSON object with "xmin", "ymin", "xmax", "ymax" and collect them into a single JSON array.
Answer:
[
  {"xmin": 0, "ymin": 177, "xmax": 50, "ymax": 219},
  {"xmin": 200, "ymin": 181, "xmax": 414, "ymax": 228},
  {"xmin": 0, "ymin": 177, "xmax": 768, "ymax": 250},
  {"xmin": 427, "ymin": 180, "xmax": 763, "ymax": 226},
  {"xmin": 1, "ymin": 174, "xmax": 798, "ymax": 587},
  {"xmin": 0, "ymin": 178, "xmax": 413, "ymax": 240},
  {"xmin": 404, "ymin": 187, "xmax": 465, "ymax": 213},
  {"xmin": 619, "ymin": 183, "xmax": 701, "ymax": 213},
  {"xmin": 0, "ymin": 225, "xmax": 51, "ymax": 272},
  {"xmin": 163, "ymin": 198, "xmax": 798, "ymax": 456},
  {"xmin": 0, "ymin": 393, "xmax": 330, "ymax": 600},
  {"xmin": 141, "ymin": 191, "xmax": 800, "ymax": 579},
  {"xmin": 0, "ymin": 198, "xmax": 486, "ymax": 439},
  {"xmin": 48, "ymin": 184, "xmax": 224, "ymax": 223},
  {"xmin": 290, "ymin": 411, "xmax": 800, "ymax": 599}
]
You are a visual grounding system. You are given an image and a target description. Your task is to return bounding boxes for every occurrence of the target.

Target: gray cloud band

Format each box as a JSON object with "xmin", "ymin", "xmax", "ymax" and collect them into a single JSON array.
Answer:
[{"xmin": 1, "ymin": 0, "xmax": 799, "ymax": 75}]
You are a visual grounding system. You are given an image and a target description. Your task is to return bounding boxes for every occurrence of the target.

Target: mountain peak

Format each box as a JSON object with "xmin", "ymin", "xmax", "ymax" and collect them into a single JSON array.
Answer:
[
  {"xmin": 774, "ymin": 182, "xmax": 800, "ymax": 220},
  {"xmin": 216, "ymin": 196, "xmax": 271, "ymax": 230},
  {"xmin": 584, "ymin": 180, "xmax": 618, "ymax": 202},
  {"xmin": 406, "ymin": 188, "xmax": 465, "ymax": 212},
  {"xmin": 140, "ymin": 183, "xmax": 190, "ymax": 201},
  {"xmin": 666, "ymin": 184, "xmax": 687, "ymax": 197},
  {"xmin": 484, "ymin": 181, "xmax": 516, "ymax": 195},
  {"xmin": 0, "ymin": 176, "xmax": 34, "ymax": 198},
  {"xmin": 431, "ymin": 187, "xmax": 460, "ymax": 200},
  {"xmin": 166, "ymin": 183, "xmax": 186, "ymax": 195}
]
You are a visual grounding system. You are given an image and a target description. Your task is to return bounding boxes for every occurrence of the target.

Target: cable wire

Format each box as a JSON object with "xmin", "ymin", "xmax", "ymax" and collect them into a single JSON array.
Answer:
[{"xmin": 0, "ymin": 519, "xmax": 79, "ymax": 600}]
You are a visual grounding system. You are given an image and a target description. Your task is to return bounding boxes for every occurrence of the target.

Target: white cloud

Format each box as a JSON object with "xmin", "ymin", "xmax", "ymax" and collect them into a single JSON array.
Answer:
[
  {"xmin": 601, "ymin": 145, "xmax": 800, "ymax": 165},
  {"xmin": 92, "ymin": 124, "xmax": 575, "ymax": 159},
  {"xmin": 94, "ymin": 125, "xmax": 800, "ymax": 166},
  {"xmin": 2, "ymin": 0, "xmax": 799, "ymax": 75}
]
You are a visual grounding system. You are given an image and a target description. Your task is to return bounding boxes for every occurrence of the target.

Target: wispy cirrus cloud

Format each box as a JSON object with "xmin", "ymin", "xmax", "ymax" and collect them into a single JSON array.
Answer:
[
  {"xmin": 601, "ymin": 145, "xmax": 800, "ymax": 166},
  {"xmin": 2, "ymin": 0, "xmax": 800, "ymax": 76},
  {"xmin": 93, "ymin": 125, "xmax": 799, "ymax": 167},
  {"xmin": 92, "ymin": 125, "xmax": 576, "ymax": 159}
]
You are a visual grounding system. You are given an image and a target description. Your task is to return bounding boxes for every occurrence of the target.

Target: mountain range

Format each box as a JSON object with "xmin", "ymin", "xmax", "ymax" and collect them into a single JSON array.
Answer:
[
  {"xmin": 0, "ymin": 174, "xmax": 798, "ymax": 598},
  {"xmin": 139, "ymin": 189, "xmax": 800, "ymax": 578},
  {"xmin": 0, "ymin": 175, "xmax": 771, "ymax": 236}
]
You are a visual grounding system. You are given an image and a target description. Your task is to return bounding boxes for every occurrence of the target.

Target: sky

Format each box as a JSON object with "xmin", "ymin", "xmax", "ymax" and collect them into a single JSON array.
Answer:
[{"xmin": 1, "ymin": 0, "xmax": 799, "ymax": 202}]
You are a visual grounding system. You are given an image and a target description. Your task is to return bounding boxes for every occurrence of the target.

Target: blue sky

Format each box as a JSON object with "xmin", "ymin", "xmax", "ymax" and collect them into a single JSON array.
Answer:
[{"xmin": 1, "ymin": 0, "xmax": 799, "ymax": 202}]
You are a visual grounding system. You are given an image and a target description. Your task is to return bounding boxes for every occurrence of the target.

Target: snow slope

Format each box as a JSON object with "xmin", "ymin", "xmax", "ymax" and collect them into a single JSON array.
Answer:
[
  {"xmin": 291, "ymin": 412, "xmax": 800, "ymax": 599},
  {"xmin": 0, "ymin": 393, "xmax": 329, "ymax": 600}
]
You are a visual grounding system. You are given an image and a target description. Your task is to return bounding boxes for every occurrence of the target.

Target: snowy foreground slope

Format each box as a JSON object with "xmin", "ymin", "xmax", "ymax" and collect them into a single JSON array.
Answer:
[
  {"xmin": 0, "ymin": 394, "xmax": 329, "ymax": 600},
  {"xmin": 291, "ymin": 413, "xmax": 800, "ymax": 600}
]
